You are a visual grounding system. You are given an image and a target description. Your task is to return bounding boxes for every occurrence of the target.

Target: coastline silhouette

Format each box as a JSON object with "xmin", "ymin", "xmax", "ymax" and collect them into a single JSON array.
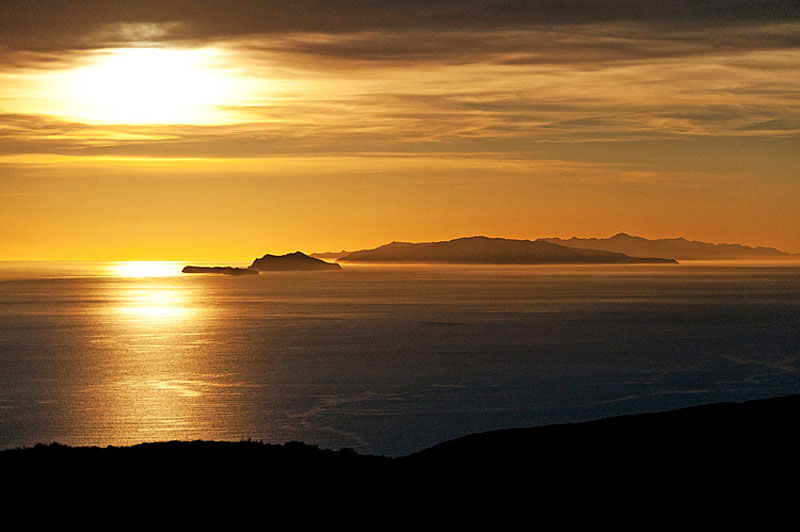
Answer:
[{"xmin": 3, "ymin": 394, "xmax": 795, "ymax": 529}]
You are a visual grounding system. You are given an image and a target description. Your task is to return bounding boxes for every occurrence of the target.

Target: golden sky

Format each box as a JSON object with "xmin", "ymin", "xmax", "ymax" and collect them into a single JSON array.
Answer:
[{"xmin": 2, "ymin": 1, "xmax": 799, "ymax": 259}]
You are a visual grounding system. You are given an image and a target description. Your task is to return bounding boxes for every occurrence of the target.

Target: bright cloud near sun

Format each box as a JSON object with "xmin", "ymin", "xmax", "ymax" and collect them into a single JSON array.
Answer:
[{"xmin": 19, "ymin": 47, "xmax": 259, "ymax": 125}]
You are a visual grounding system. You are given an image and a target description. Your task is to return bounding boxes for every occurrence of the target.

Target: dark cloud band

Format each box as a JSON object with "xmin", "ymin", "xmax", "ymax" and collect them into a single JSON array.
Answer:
[{"xmin": 2, "ymin": 1, "xmax": 798, "ymax": 55}]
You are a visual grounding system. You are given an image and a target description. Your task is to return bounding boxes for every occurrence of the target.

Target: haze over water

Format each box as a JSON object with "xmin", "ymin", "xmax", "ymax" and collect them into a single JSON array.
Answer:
[{"xmin": 1, "ymin": 261, "xmax": 798, "ymax": 456}]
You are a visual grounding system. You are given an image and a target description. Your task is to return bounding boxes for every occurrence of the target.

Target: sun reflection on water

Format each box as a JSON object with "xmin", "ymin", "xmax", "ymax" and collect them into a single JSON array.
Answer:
[
  {"xmin": 116, "ymin": 288, "xmax": 194, "ymax": 322},
  {"xmin": 96, "ymin": 278, "xmax": 226, "ymax": 443},
  {"xmin": 119, "ymin": 289, "xmax": 193, "ymax": 321}
]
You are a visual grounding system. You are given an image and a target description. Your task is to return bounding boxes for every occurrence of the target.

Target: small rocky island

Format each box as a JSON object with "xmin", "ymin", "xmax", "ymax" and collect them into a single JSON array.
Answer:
[
  {"xmin": 182, "ymin": 252, "xmax": 341, "ymax": 275},
  {"xmin": 250, "ymin": 251, "xmax": 342, "ymax": 271},
  {"xmin": 182, "ymin": 266, "xmax": 259, "ymax": 276}
]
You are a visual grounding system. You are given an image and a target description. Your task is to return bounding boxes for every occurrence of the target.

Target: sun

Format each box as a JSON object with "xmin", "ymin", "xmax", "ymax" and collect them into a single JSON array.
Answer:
[{"xmin": 57, "ymin": 47, "xmax": 243, "ymax": 124}]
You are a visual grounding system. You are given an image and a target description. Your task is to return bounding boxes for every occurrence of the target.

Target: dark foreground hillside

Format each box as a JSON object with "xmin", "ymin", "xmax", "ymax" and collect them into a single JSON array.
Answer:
[{"xmin": 4, "ymin": 394, "xmax": 798, "ymax": 529}]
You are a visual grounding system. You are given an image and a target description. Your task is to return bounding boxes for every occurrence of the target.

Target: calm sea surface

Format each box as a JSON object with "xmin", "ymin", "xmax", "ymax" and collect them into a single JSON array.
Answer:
[{"xmin": 1, "ymin": 261, "xmax": 799, "ymax": 456}]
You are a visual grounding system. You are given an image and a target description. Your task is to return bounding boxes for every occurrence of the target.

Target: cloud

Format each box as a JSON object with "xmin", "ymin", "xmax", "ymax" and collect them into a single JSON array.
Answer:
[
  {"xmin": 1, "ymin": 1, "xmax": 798, "ymax": 68},
  {"xmin": 226, "ymin": 24, "xmax": 800, "ymax": 72},
  {"xmin": 2, "ymin": 83, "xmax": 797, "ymax": 161},
  {"xmin": 1, "ymin": 2, "xmax": 797, "ymax": 161}
]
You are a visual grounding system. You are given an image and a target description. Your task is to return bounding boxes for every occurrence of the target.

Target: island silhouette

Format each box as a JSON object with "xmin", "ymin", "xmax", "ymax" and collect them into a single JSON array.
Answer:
[
  {"xmin": 337, "ymin": 236, "xmax": 677, "ymax": 264},
  {"xmin": 183, "ymin": 233, "xmax": 799, "ymax": 274},
  {"xmin": 539, "ymin": 232, "xmax": 798, "ymax": 260},
  {"xmin": 181, "ymin": 265, "xmax": 258, "ymax": 276},
  {"xmin": 183, "ymin": 251, "xmax": 341, "ymax": 275},
  {"xmin": 250, "ymin": 251, "xmax": 342, "ymax": 271}
]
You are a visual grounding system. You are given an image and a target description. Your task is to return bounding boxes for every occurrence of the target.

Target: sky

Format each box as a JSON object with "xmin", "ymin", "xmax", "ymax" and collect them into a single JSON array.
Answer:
[{"xmin": 1, "ymin": 0, "xmax": 799, "ymax": 259}]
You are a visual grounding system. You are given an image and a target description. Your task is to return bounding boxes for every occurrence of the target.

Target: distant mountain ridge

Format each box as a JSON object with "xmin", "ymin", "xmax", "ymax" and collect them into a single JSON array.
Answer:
[
  {"xmin": 311, "ymin": 250, "xmax": 353, "ymax": 260},
  {"xmin": 338, "ymin": 236, "xmax": 676, "ymax": 264},
  {"xmin": 539, "ymin": 233, "xmax": 796, "ymax": 260}
]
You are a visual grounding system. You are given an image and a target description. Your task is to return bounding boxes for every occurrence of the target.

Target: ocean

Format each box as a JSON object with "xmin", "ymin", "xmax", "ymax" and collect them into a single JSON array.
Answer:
[{"xmin": 1, "ymin": 260, "xmax": 798, "ymax": 456}]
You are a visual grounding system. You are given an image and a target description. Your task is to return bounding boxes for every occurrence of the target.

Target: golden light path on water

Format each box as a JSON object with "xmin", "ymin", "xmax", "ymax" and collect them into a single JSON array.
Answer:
[
  {"xmin": 117, "ymin": 287, "xmax": 193, "ymax": 321},
  {"xmin": 94, "ymin": 260, "xmax": 237, "ymax": 442}
]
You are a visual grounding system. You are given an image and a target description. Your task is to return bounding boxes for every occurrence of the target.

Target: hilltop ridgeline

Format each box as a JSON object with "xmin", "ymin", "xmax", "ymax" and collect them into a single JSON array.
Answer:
[
  {"xmin": 3, "ymin": 394, "xmax": 796, "ymax": 528},
  {"xmin": 540, "ymin": 232, "xmax": 797, "ymax": 260},
  {"xmin": 338, "ymin": 236, "xmax": 677, "ymax": 264}
]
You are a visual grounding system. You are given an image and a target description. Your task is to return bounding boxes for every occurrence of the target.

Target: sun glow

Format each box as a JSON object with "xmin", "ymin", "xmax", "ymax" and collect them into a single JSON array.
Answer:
[{"xmin": 55, "ymin": 47, "xmax": 246, "ymax": 124}]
